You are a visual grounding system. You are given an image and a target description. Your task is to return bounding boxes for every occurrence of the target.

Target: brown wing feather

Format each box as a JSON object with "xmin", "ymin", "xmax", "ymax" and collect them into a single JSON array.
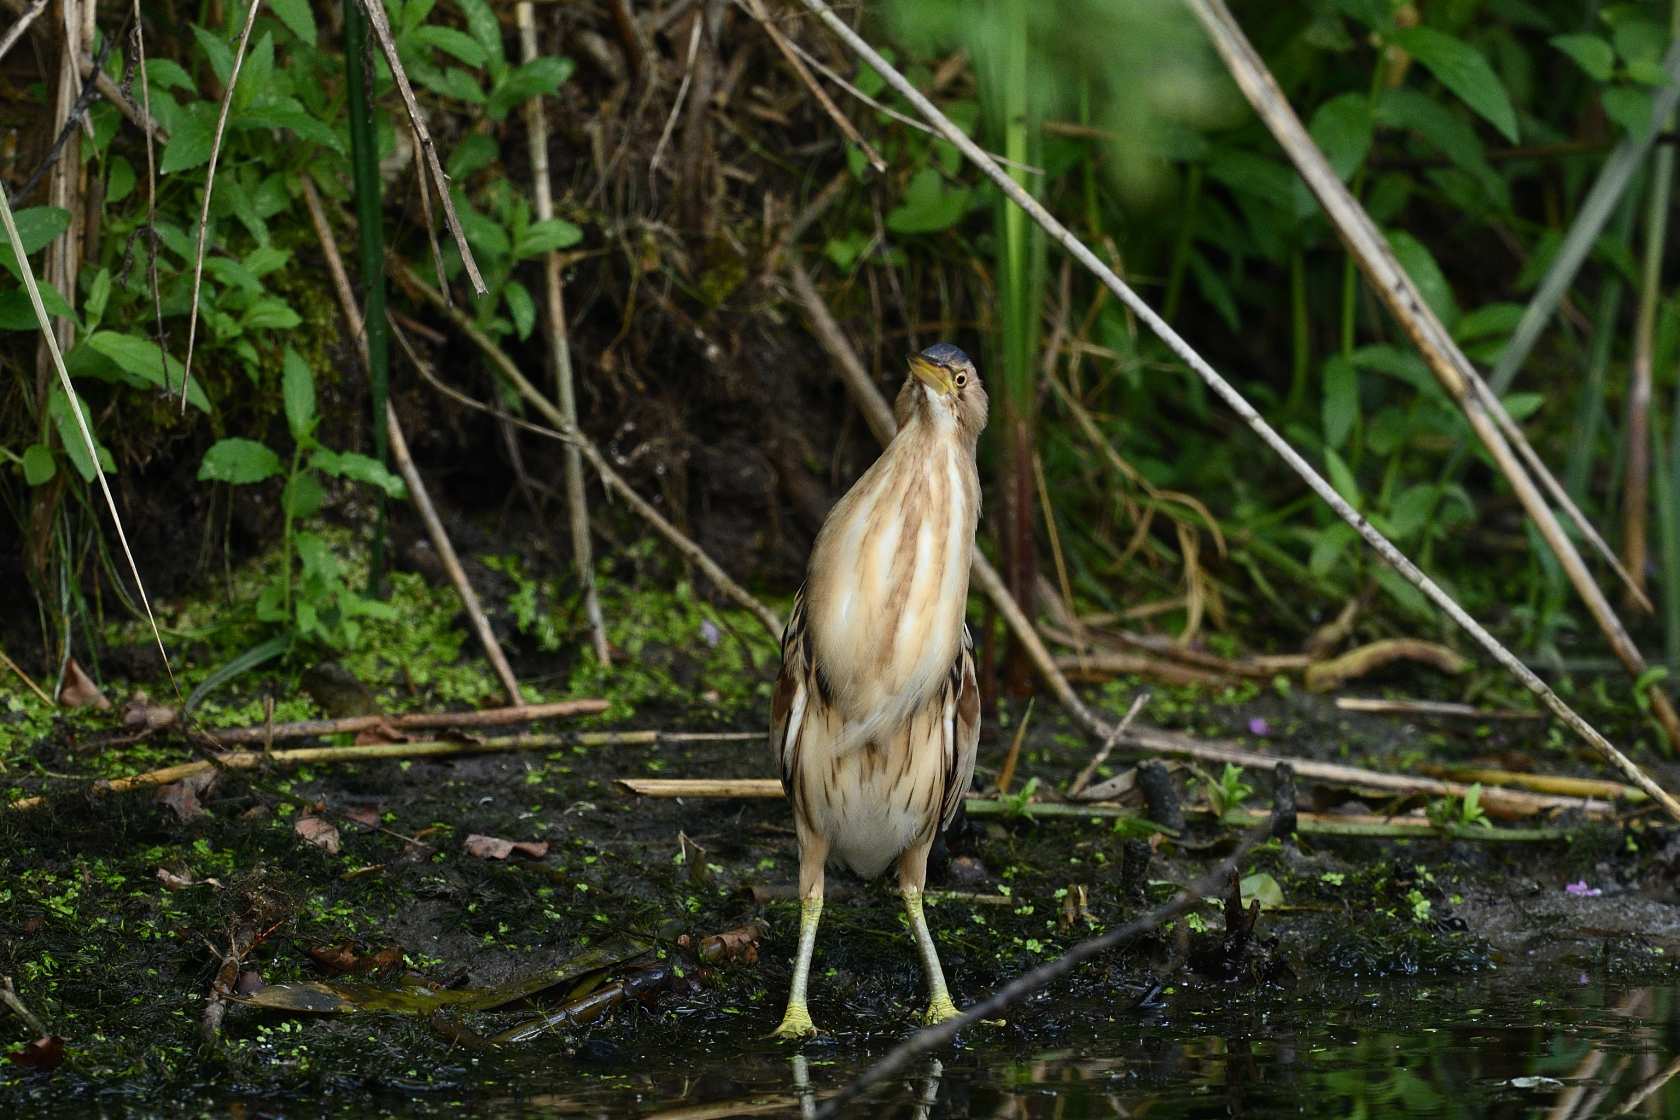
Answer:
[
  {"xmin": 939, "ymin": 623, "xmax": 981, "ymax": 829},
  {"xmin": 771, "ymin": 587, "xmax": 810, "ymax": 799}
]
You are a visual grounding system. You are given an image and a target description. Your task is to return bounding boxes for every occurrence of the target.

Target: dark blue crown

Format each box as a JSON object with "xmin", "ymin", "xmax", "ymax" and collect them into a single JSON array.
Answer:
[{"xmin": 919, "ymin": 342, "xmax": 972, "ymax": 367}]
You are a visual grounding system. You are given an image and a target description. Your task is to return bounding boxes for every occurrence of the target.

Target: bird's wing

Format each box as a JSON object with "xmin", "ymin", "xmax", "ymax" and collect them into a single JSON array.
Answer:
[
  {"xmin": 771, "ymin": 587, "xmax": 813, "ymax": 799},
  {"xmin": 939, "ymin": 623, "xmax": 982, "ymax": 829}
]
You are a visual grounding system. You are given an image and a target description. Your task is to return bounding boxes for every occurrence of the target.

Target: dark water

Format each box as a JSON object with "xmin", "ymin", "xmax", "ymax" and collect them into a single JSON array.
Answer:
[{"xmin": 14, "ymin": 970, "xmax": 1680, "ymax": 1118}]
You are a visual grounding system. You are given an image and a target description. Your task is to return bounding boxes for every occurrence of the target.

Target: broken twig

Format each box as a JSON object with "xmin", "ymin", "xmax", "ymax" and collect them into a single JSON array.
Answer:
[
  {"xmin": 1068, "ymin": 691, "xmax": 1149, "ymax": 799},
  {"xmin": 208, "ymin": 698, "xmax": 608, "ymax": 745}
]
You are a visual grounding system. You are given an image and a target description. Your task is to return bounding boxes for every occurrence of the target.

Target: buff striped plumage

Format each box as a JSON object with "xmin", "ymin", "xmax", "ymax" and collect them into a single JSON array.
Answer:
[{"xmin": 771, "ymin": 346, "xmax": 987, "ymax": 879}]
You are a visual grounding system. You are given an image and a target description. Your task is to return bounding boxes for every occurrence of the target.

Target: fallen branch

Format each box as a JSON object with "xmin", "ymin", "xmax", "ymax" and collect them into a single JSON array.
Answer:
[
  {"xmin": 1055, "ymin": 652, "xmax": 1234, "ymax": 688},
  {"xmin": 208, "ymin": 698, "xmax": 608, "ymax": 745},
  {"xmin": 0, "ymin": 975, "xmax": 49, "ymax": 1037},
  {"xmin": 391, "ymin": 261, "xmax": 784, "ymax": 638},
  {"xmin": 1413, "ymin": 764, "xmax": 1642, "ymax": 804},
  {"xmin": 1068, "ymin": 691, "xmax": 1149, "ymax": 798},
  {"xmin": 809, "ymin": 824, "xmax": 1273, "ymax": 1119},
  {"xmin": 0, "ymin": 0, "xmax": 47, "ymax": 67},
  {"xmin": 1335, "ymin": 697, "xmax": 1545, "ymax": 721},
  {"xmin": 0, "ymin": 647, "xmax": 51, "ymax": 706},
  {"xmin": 1302, "ymin": 639, "xmax": 1470, "ymax": 692},
  {"xmin": 4, "ymin": 731, "xmax": 758, "ymax": 812},
  {"xmin": 794, "ymin": 0, "xmax": 1680, "ymax": 822}
]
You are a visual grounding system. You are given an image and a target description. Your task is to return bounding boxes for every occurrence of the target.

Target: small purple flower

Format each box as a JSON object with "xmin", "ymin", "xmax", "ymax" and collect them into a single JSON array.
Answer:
[
  {"xmin": 1248, "ymin": 717, "xmax": 1271, "ymax": 737},
  {"xmin": 700, "ymin": 619, "xmax": 721, "ymax": 648},
  {"xmin": 1565, "ymin": 881, "xmax": 1601, "ymax": 897},
  {"xmin": 1579, "ymin": 973, "xmax": 1591, "ymax": 985}
]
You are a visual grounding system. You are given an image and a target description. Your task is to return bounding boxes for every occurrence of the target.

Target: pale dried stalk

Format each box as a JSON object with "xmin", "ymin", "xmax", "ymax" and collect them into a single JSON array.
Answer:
[
  {"xmin": 0, "ymin": 0, "xmax": 48, "ymax": 66},
  {"xmin": 650, "ymin": 15, "xmax": 703, "ymax": 173},
  {"xmin": 1067, "ymin": 690, "xmax": 1148, "ymax": 798},
  {"xmin": 127, "ymin": 1, "xmax": 168, "ymax": 386},
  {"xmin": 796, "ymin": 0, "xmax": 1680, "ymax": 820},
  {"xmin": 178, "ymin": 0, "xmax": 261, "ymax": 405},
  {"xmin": 299, "ymin": 178, "xmax": 524, "ymax": 705},
  {"xmin": 0, "ymin": 150, "xmax": 178, "ymax": 703},
  {"xmin": 351, "ymin": 0, "xmax": 486, "ymax": 294},
  {"xmin": 739, "ymin": 0, "xmax": 885, "ymax": 172},
  {"xmin": 519, "ymin": 1, "xmax": 611, "ymax": 668},
  {"xmin": 393, "ymin": 262, "xmax": 785, "ymax": 638}
]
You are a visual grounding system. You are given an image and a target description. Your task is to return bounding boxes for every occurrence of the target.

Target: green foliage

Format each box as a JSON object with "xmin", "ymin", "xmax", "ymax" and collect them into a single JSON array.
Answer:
[
  {"xmin": 1426, "ymin": 783, "xmax": 1491, "ymax": 832},
  {"xmin": 198, "ymin": 349, "xmax": 405, "ymax": 649}
]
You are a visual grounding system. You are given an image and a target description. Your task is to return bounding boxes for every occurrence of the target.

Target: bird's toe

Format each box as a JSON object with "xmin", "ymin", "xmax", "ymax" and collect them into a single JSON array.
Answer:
[
  {"xmin": 921, "ymin": 994, "xmax": 961, "ymax": 1026},
  {"xmin": 770, "ymin": 1003, "xmax": 819, "ymax": 1041}
]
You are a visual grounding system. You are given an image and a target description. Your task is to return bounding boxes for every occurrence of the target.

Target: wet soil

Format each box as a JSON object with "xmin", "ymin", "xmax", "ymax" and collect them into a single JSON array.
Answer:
[{"xmin": 8, "ymin": 671, "xmax": 1680, "ymax": 1117}]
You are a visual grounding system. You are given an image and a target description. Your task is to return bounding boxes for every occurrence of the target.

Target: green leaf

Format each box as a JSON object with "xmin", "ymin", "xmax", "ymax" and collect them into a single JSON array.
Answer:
[
  {"xmin": 1324, "ymin": 446, "xmax": 1362, "ymax": 507},
  {"xmin": 1308, "ymin": 93, "xmax": 1374, "ymax": 181},
  {"xmin": 198, "ymin": 437, "xmax": 284, "ymax": 484},
  {"xmin": 160, "ymin": 101, "xmax": 223, "ymax": 175},
  {"xmin": 447, "ymin": 133, "xmax": 500, "ymax": 180},
  {"xmin": 1373, "ymin": 565, "xmax": 1433, "ymax": 620},
  {"xmin": 454, "ymin": 0, "xmax": 504, "ymax": 68},
  {"xmin": 410, "ymin": 25, "xmax": 488, "ymax": 67},
  {"xmin": 1321, "ymin": 354, "xmax": 1359, "ymax": 448},
  {"xmin": 1375, "ymin": 89, "xmax": 1505, "ymax": 207},
  {"xmin": 146, "ymin": 58, "xmax": 197, "ymax": 91},
  {"xmin": 239, "ymin": 100, "xmax": 347, "ymax": 153},
  {"xmin": 1309, "ymin": 521, "xmax": 1357, "ymax": 578},
  {"xmin": 1389, "ymin": 27, "xmax": 1520, "ymax": 143},
  {"xmin": 243, "ymin": 246, "xmax": 292, "ymax": 278},
  {"xmin": 1602, "ymin": 87, "xmax": 1657, "ymax": 137},
  {"xmin": 84, "ymin": 267, "xmax": 111, "ymax": 333},
  {"xmin": 1500, "ymin": 392, "xmax": 1545, "ymax": 420},
  {"xmin": 0, "ymin": 284, "xmax": 77, "ymax": 329},
  {"xmin": 503, "ymin": 279, "xmax": 536, "ymax": 340},
  {"xmin": 885, "ymin": 168, "xmax": 972, "ymax": 234},
  {"xmin": 1387, "ymin": 483, "xmax": 1438, "ymax": 540},
  {"xmin": 487, "ymin": 56, "xmax": 574, "ymax": 120},
  {"xmin": 85, "ymin": 331, "xmax": 211, "ymax": 411},
  {"xmin": 1453, "ymin": 301, "xmax": 1525, "ymax": 342},
  {"xmin": 266, "ymin": 0, "xmax": 317, "ymax": 45},
  {"xmin": 1385, "ymin": 229, "xmax": 1459, "ymax": 329},
  {"xmin": 47, "ymin": 386, "xmax": 115, "ymax": 481},
  {"xmin": 22, "ymin": 444, "xmax": 55, "ymax": 486},
  {"xmin": 1239, "ymin": 873, "xmax": 1283, "ymax": 910},
  {"xmin": 310, "ymin": 449, "xmax": 408, "ymax": 498},
  {"xmin": 105, "ymin": 155, "xmax": 136, "ymax": 205},
  {"xmin": 0, "ymin": 206, "xmax": 71, "ymax": 279},
  {"xmin": 1187, "ymin": 251, "xmax": 1239, "ymax": 332},
  {"xmin": 282, "ymin": 472, "xmax": 326, "ymax": 519},
  {"xmin": 513, "ymin": 218, "xmax": 583, "ymax": 259},
  {"xmin": 1550, "ymin": 34, "xmax": 1614, "ymax": 82},
  {"xmin": 191, "ymin": 23, "xmax": 236, "ymax": 87},
  {"xmin": 282, "ymin": 347, "xmax": 317, "ymax": 442},
  {"xmin": 241, "ymin": 296, "xmax": 303, "ymax": 332}
]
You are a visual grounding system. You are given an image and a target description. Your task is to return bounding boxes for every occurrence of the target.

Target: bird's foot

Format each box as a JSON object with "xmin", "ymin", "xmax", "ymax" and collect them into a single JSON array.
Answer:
[
  {"xmin": 770, "ymin": 1002, "xmax": 819, "ymax": 1041},
  {"xmin": 920, "ymin": 993, "xmax": 961, "ymax": 1027}
]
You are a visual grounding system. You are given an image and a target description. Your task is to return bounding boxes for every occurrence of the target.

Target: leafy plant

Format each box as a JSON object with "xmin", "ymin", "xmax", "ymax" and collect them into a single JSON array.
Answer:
[
  {"xmin": 1192, "ymin": 763, "xmax": 1253, "ymax": 818},
  {"xmin": 997, "ymin": 776, "xmax": 1040, "ymax": 817},
  {"xmin": 196, "ymin": 349, "xmax": 406, "ymax": 647},
  {"xmin": 1426, "ymin": 783, "xmax": 1490, "ymax": 833}
]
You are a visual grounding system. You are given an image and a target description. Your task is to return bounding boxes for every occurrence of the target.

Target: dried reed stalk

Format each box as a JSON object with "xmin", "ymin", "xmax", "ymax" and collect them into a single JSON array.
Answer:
[{"xmin": 518, "ymin": 2, "xmax": 611, "ymax": 667}]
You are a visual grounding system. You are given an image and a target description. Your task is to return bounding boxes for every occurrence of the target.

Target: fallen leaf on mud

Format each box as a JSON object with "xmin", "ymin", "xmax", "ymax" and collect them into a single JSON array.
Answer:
[
  {"xmin": 153, "ymin": 770, "xmax": 217, "ymax": 821},
  {"xmin": 122, "ymin": 693, "xmax": 176, "ymax": 730},
  {"xmin": 22, "ymin": 915, "xmax": 44, "ymax": 933},
  {"xmin": 309, "ymin": 943, "xmax": 404, "ymax": 975},
  {"xmin": 235, "ymin": 971, "xmax": 266, "ymax": 996},
  {"xmin": 295, "ymin": 816, "xmax": 341, "ymax": 854},
  {"xmin": 353, "ymin": 720, "xmax": 407, "ymax": 746},
  {"xmin": 59, "ymin": 658, "xmax": 110, "ymax": 711},
  {"xmin": 463, "ymin": 834, "xmax": 548, "ymax": 860},
  {"xmin": 342, "ymin": 806, "xmax": 382, "ymax": 832},
  {"xmin": 8, "ymin": 1036, "xmax": 65, "ymax": 1070},
  {"xmin": 156, "ymin": 867, "xmax": 197, "ymax": 889},
  {"xmin": 694, "ymin": 922, "xmax": 766, "ymax": 964}
]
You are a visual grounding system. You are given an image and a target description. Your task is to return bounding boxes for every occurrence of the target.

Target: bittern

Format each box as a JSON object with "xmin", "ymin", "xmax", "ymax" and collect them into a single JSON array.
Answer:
[{"xmin": 770, "ymin": 342, "xmax": 987, "ymax": 1039}]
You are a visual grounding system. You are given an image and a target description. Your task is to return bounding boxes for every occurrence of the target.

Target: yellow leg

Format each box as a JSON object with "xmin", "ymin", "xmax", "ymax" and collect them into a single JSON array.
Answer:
[
  {"xmin": 772, "ymin": 897, "xmax": 823, "ymax": 1040},
  {"xmin": 903, "ymin": 890, "xmax": 959, "ymax": 1025}
]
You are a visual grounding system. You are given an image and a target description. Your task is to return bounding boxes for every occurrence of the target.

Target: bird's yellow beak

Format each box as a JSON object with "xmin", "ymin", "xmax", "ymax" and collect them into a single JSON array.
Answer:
[{"xmin": 907, "ymin": 354, "xmax": 956, "ymax": 397}]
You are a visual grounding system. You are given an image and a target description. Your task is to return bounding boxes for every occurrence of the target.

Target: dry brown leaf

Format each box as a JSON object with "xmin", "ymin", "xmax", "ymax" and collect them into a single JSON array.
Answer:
[
  {"xmin": 342, "ymin": 806, "xmax": 382, "ymax": 832},
  {"xmin": 156, "ymin": 867, "xmax": 197, "ymax": 890},
  {"xmin": 353, "ymin": 720, "xmax": 407, "ymax": 745},
  {"xmin": 462, "ymin": 834, "xmax": 548, "ymax": 860},
  {"xmin": 696, "ymin": 922, "xmax": 766, "ymax": 964},
  {"xmin": 152, "ymin": 770, "xmax": 217, "ymax": 821},
  {"xmin": 295, "ymin": 816, "xmax": 341, "ymax": 854},
  {"xmin": 8, "ymin": 1036, "xmax": 65, "ymax": 1070},
  {"xmin": 122, "ymin": 692, "xmax": 176, "ymax": 730},
  {"xmin": 59, "ymin": 658, "xmax": 110, "ymax": 711}
]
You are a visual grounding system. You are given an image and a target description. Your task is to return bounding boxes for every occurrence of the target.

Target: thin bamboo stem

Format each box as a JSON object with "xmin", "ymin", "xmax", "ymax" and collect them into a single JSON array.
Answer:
[
  {"xmin": 392, "ymin": 263, "xmax": 785, "ymax": 638},
  {"xmin": 518, "ymin": 2, "xmax": 610, "ymax": 668},
  {"xmin": 209, "ymin": 698, "xmax": 608, "ymax": 744},
  {"xmin": 796, "ymin": 0, "xmax": 1680, "ymax": 819}
]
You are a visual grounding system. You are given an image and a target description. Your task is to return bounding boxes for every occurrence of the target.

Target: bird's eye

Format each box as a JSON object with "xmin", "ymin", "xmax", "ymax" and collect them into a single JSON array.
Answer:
[{"xmin": 954, "ymin": 372, "xmax": 967, "ymax": 387}]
